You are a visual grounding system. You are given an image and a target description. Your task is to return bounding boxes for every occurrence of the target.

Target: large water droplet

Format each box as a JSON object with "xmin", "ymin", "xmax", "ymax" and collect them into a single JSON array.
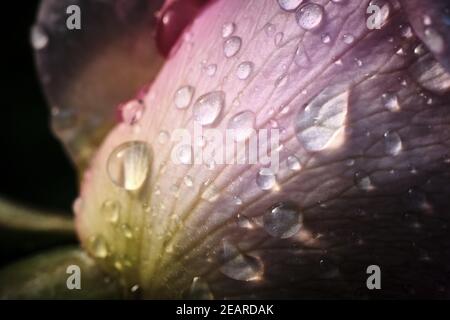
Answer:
[
  {"xmin": 382, "ymin": 92, "xmax": 400, "ymax": 112},
  {"xmin": 102, "ymin": 200, "xmax": 121, "ymax": 224},
  {"xmin": 193, "ymin": 91, "xmax": 225, "ymax": 126},
  {"xmin": 264, "ymin": 202, "xmax": 303, "ymax": 238},
  {"xmin": 278, "ymin": 0, "xmax": 303, "ymax": 11},
  {"xmin": 219, "ymin": 242, "xmax": 263, "ymax": 281},
  {"xmin": 227, "ymin": 111, "xmax": 255, "ymax": 142},
  {"xmin": 256, "ymin": 168, "xmax": 277, "ymax": 190},
  {"xmin": 174, "ymin": 85, "xmax": 195, "ymax": 109},
  {"xmin": 223, "ymin": 36, "xmax": 242, "ymax": 58},
  {"xmin": 188, "ymin": 277, "xmax": 214, "ymax": 299},
  {"xmin": 295, "ymin": 3, "xmax": 324, "ymax": 30},
  {"xmin": 296, "ymin": 86, "xmax": 349, "ymax": 152},
  {"xmin": 384, "ymin": 131, "xmax": 402, "ymax": 156},
  {"xmin": 30, "ymin": 25, "xmax": 48, "ymax": 50},
  {"xmin": 107, "ymin": 141, "xmax": 151, "ymax": 191},
  {"xmin": 236, "ymin": 61, "xmax": 253, "ymax": 80}
]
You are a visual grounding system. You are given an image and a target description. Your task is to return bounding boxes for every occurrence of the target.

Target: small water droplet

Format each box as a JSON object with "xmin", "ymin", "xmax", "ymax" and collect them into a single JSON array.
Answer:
[
  {"xmin": 227, "ymin": 111, "xmax": 255, "ymax": 142},
  {"xmin": 158, "ymin": 130, "xmax": 170, "ymax": 144},
  {"xmin": 193, "ymin": 91, "xmax": 225, "ymax": 126},
  {"xmin": 205, "ymin": 64, "xmax": 217, "ymax": 77},
  {"xmin": 120, "ymin": 100, "xmax": 144, "ymax": 125},
  {"xmin": 233, "ymin": 196, "xmax": 243, "ymax": 206},
  {"xmin": 90, "ymin": 235, "xmax": 109, "ymax": 259},
  {"xmin": 382, "ymin": 92, "xmax": 400, "ymax": 112},
  {"xmin": 343, "ymin": 34, "xmax": 355, "ymax": 44},
  {"xmin": 287, "ymin": 155, "xmax": 302, "ymax": 171},
  {"xmin": 354, "ymin": 171, "xmax": 375, "ymax": 191},
  {"xmin": 30, "ymin": 25, "xmax": 48, "ymax": 50},
  {"xmin": 384, "ymin": 130, "xmax": 402, "ymax": 156},
  {"xmin": 264, "ymin": 202, "xmax": 303, "ymax": 238},
  {"xmin": 236, "ymin": 61, "xmax": 253, "ymax": 80},
  {"xmin": 237, "ymin": 214, "xmax": 254, "ymax": 229},
  {"xmin": 188, "ymin": 277, "xmax": 214, "ymax": 299},
  {"xmin": 274, "ymin": 32, "xmax": 284, "ymax": 46},
  {"xmin": 121, "ymin": 224, "xmax": 134, "ymax": 239},
  {"xmin": 222, "ymin": 22, "xmax": 235, "ymax": 38},
  {"xmin": 321, "ymin": 33, "xmax": 331, "ymax": 44},
  {"xmin": 107, "ymin": 141, "xmax": 151, "ymax": 191},
  {"xmin": 102, "ymin": 200, "xmax": 121, "ymax": 224},
  {"xmin": 219, "ymin": 242, "xmax": 263, "ymax": 281},
  {"xmin": 256, "ymin": 168, "xmax": 277, "ymax": 190},
  {"xmin": 264, "ymin": 23, "xmax": 276, "ymax": 37},
  {"xmin": 223, "ymin": 36, "xmax": 242, "ymax": 58},
  {"xmin": 176, "ymin": 145, "xmax": 193, "ymax": 165},
  {"xmin": 295, "ymin": 3, "xmax": 324, "ymax": 30},
  {"xmin": 174, "ymin": 85, "xmax": 195, "ymax": 109},
  {"xmin": 424, "ymin": 28, "xmax": 444, "ymax": 54},
  {"xmin": 184, "ymin": 175, "xmax": 194, "ymax": 187},
  {"xmin": 277, "ymin": 0, "xmax": 303, "ymax": 11}
]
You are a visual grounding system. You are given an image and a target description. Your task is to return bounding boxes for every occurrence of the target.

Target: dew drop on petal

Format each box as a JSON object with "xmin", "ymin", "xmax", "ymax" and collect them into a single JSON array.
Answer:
[
  {"xmin": 354, "ymin": 171, "xmax": 375, "ymax": 191},
  {"xmin": 174, "ymin": 85, "xmax": 195, "ymax": 109},
  {"xmin": 236, "ymin": 61, "xmax": 253, "ymax": 80},
  {"xmin": 222, "ymin": 22, "xmax": 235, "ymax": 38},
  {"xmin": 237, "ymin": 214, "xmax": 254, "ymax": 229},
  {"xmin": 193, "ymin": 91, "xmax": 225, "ymax": 126},
  {"xmin": 343, "ymin": 34, "xmax": 355, "ymax": 44},
  {"xmin": 223, "ymin": 36, "xmax": 242, "ymax": 58},
  {"xmin": 158, "ymin": 130, "xmax": 170, "ymax": 144},
  {"xmin": 256, "ymin": 168, "xmax": 277, "ymax": 190},
  {"xmin": 188, "ymin": 277, "xmax": 214, "ymax": 300},
  {"xmin": 176, "ymin": 145, "xmax": 193, "ymax": 165},
  {"xmin": 205, "ymin": 64, "xmax": 217, "ymax": 77},
  {"xmin": 102, "ymin": 200, "xmax": 121, "ymax": 224},
  {"xmin": 382, "ymin": 92, "xmax": 400, "ymax": 112},
  {"xmin": 278, "ymin": 0, "xmax": 303, "ymax": 11},
  {"xmin": 227, "ymin": 111, "xmax": 255, "ymax": 142},
  {"xmin": 121, "ymin": 224, "xmax": 134, "ymax": 239},
  {"xmin": 295, "ymin": 3, "xmax": 324, "ymax": 31},
  {"xmin": 120, "ymin": 100, "xmax": 144, "ymax": 125},
  {"xmin": 107, "ymin": 141, "xmax": 151, "ymax": 191},
  {"xmin": 264, "ymin": 23, "xmax": 276, "ymax": 37},
  {"xmin": 384, "ymin": 130, "xmax": 403, "ymax": 156},
  {"xmin": 263, "ymin": 202, "xmax": 303, "ymax": 238},
  {"xmin": 30, "ymin": 24, "xmax": 48, "ymax": 50},
  {"xmin": 321, "ymin": 33, "xmax": 331, "ymax": 44},
  {"xmin": 219, "ymin": 242, "xmax": 263, "ymax": 281},
  {"xmin": 184, "ymin": 175, "xmax": 194, "ymax": 187},
  {"xmin": 90, "ymin": 235, "xmax": 109, "ymax": 259},
  {"xmin": 287, "ymin": 155, "xmax": 302, "ymax": 171},
  {"xmin": 423, "ymin": 28, "xmax": 444, "ymax": 55}
]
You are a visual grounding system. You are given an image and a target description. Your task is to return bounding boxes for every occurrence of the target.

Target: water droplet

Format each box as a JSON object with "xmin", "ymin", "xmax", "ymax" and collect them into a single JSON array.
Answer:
[
  {"xmin": 277, "ymin": 0, "xmax": 303, "ymax": 11},
  {"xmin": 120, "ymin": 100, "xmax": 144, "ymax": 125},
  {"xmin": 222, "ymin": 22, "xmax": 235, "ymax": 38},
  {"xmin": 264, "ymin": 202, "xmax": 303, "ymax": 238},
  {"xmin": 264, "ymin": 23, "xmax": 276, "ymax": 37},
  {"xmin": 121, "ymin": 224, "xmax": 134, "ymax": 239},
  {"xmin": 219, "ymin": 242, "xmax": 263, "ymax": 281},
  {"xmin": 295, "ymin": 3, "xmax": 324, "ymax": 31},
  {"xmin": 354, "ymin": 171, "xmax": 374, "ymax": 191},
  {"xmin": 223, "ymin": 36, "xmax": 242, "ymax": 58},
  {"xmin": 256, "ymin": 168, "xmax": 277, "ymax": 191},
  {"xmin": 158, "ymin": 130, "xmax": 170, "ymax": 144},
  {"xmin": 227, "ymin": 111, "xmax": 255, "ymax": 142},
  {"xmin": 107, "ymin": 141, "xmax": 151, "ymax": 191},
  {"xmin": 30, "ymin": 25, "xmax": 48, "ymax": 50},
  {"xmin": 382, "ymin": 92, "xmax": 400, "ymax": 112},
  {"xmin": 414, "ymin": 44, "xmax": 426, "ymax": 56},
  {"xmin": 205, "ymin": 64, "xmax": 217, "ymax": 77},
  {"xmin": 188, "ymin": 277, "xmax": 213, "ymax": 299},
  {"xmin": 174, "ymin": 85, "xmax": 195, "ymax": 109},
  {"xmin": 275, "ymin": 74, "xmax": 288, "ymax": 88},
  {"xmin": 193, "ymin": 91, "xmax": 225, "ymax": 126},
  {"xmin": 287, "ymin": 155, "xmax": 302, "ymax": 171},
  {"xmin": 176, "ymin": 145, "xmax": 193, "ymax": 165},
  {"xmin": 236, "ymin": 61, "xmax": 253, "ymax": 80},
  {"xmin": 130, "ymin": 284, "xmax": 140, "ymax": 293},
  {"xmin": 321, "ymin": 33, "xmax": 331, "ymax": 44},
  {"xmin": 233, "ymin": 196, "xmax": 243, "ymax": 206},
  {"xmin": 237, "ymin": 214, "xmax": 254, "ymax": 229},
  {"xmin": 384, "ymin": 131, "xmax": 402, "ymax": 156},
  {"xmin": 90, "ymin": 235, "xmax": 109, "ymax": 259},
  {"xmin": 274, "ymin": 32, "xmax": 284, "ymax": 46},
  {"xmin": 184, "ymin": 175, "xmax": 194, "ymax": 187},
  {"xmin": 424, "ymin": 28, "xmax": 444, "ymax": 54},
  {"xmin": 296, "ymin": 86, "xmax": 349, "ymax": 152},
  {"xmin": 343, "ymin": 34, "xmax": 355, "ymax": 44},
  {"xmin": 102, "ymin": 200, "xmax": 121, "ymax": 224}
]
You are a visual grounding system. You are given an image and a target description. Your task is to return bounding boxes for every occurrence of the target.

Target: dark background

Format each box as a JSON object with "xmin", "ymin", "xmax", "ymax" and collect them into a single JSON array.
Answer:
[{"xmin": 0, "ymin": 1, "xmax": 77, "ymax": 212}]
